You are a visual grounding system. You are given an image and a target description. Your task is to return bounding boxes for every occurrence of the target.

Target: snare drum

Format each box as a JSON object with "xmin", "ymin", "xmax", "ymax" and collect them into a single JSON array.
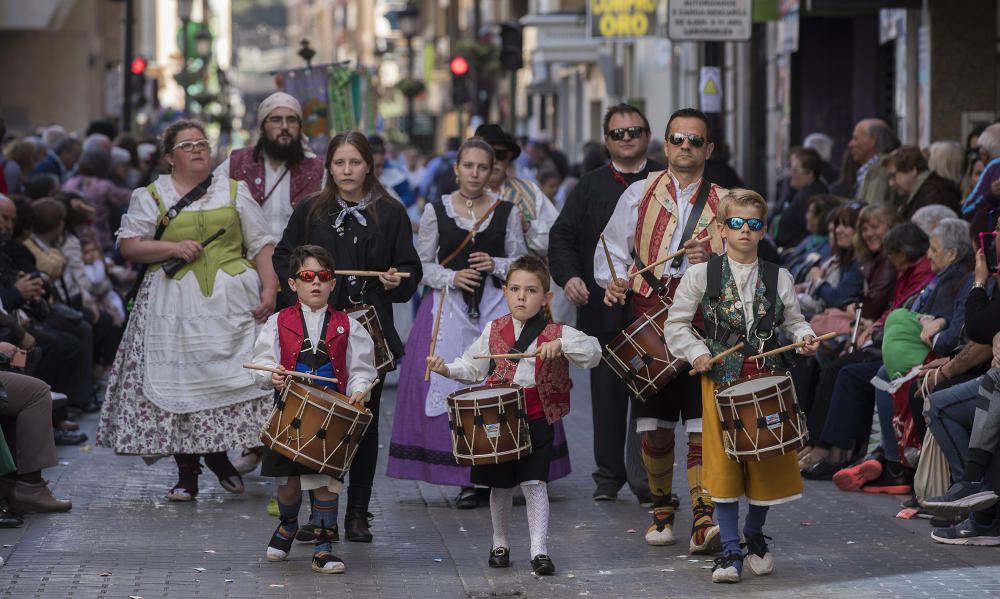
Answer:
[
  {"xmin": 603, "ymin": 299, "xmax": 686, "ymax": 400},
  {"xmin": 714, "ymin": 373, "xmax": 808, "ymax": 463},
  {"xmin": 261, "ymin": 379, "xmax": 372, "ymax": 477},
  {"xmin": 446, "ymin": 385, "xmax": 532, "ymax": 466},
  {"xmin": 347, "ymin": 305, "xmax": 394, "ymax": 376}
]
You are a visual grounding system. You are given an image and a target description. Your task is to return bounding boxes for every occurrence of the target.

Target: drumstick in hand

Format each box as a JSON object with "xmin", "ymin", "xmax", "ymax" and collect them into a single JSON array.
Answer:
[
  {"xmin": 424, "ymin": 288, "xmax": 447, "ymax": 381},
  {"xmin": 600, "ymin": 234, "xmax": 621, "ymax": 286},
  {"xmin": 629, "ymin": 248, "xmax": 688, "ymax": 280},
  {"xmin": 688, "ymin": 342, "xmax": 745, "ymax": 376},
  {"xmin": 473, "ymin": 351, "xmax": 540, "ymax": 360},
  {"xmin": 242, "ymin": 363, "xmax": 339, "ymax": 384},
  {"xmin": 747, "ymin": 332, "xmax": 837, "ymax": 360},
  {"xmin": 333, "ymin": 270, "xmax": 412, "ymax": 278}
]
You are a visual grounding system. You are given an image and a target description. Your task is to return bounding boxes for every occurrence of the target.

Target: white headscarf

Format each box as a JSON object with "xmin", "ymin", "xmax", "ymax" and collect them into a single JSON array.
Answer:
[{"xmin": 256, "ymin": 91, "xmax": 314, "ymax": 157}]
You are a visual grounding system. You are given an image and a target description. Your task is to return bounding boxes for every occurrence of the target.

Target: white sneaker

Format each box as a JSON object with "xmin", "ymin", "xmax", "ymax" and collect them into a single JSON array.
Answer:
[
  {"xmin": 645, "ymin": 508, "xmax": 677, "ymax": 546},
  {"xmin": 711, "ymin": 553, "xmax": 743, "ymax": 583},
  {"xmin": 266, "ymin": 546, "xmax": 288, "ymax": 561},
  {"xmin": 744, "ymin": 533, "xmax": 773, "ymax": 575}
]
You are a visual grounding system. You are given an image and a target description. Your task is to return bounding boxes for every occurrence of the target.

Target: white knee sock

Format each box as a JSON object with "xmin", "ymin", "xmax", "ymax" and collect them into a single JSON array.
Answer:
[
  {"xmin": 521, "ymin": 481, "xmax": 550, "ymax": 557},
  {"xmin": 490, "ymin": 487, "xmax": 514, "ymax": 549}
]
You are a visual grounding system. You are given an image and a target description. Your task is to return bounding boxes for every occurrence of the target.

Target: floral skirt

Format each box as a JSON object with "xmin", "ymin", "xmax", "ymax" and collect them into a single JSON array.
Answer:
[{"xmin": 96, "ymin": 278, "xmax": 271, "ymax": 457}]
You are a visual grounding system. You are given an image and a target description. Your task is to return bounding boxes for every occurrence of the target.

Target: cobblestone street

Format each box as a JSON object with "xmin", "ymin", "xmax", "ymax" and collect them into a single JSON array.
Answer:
[{"xmin": 2, "ymin": 368, "xmax": 1000, "ymax": 598}]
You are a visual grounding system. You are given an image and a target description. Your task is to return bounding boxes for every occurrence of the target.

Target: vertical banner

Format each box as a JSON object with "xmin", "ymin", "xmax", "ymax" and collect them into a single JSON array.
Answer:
[
  {"xmin": 327, "ymin": 65, "xmax": 356, "ymax": 135},
  {"xmin": 588, "ymin": 0, "xmax": 658, "ymax": 39},
  {"xmin": 281, "ymin": 67, "xmax": 333, "ymax": 154}
]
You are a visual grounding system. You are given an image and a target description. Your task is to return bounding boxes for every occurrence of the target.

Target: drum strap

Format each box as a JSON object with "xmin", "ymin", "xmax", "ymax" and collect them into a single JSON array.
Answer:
[
  {"xmin": 296, "ymin": 307, "xmax": 331, "ymax": 371},
  {"xmin": 487, "ymin": 312, "xmax": 548, "ymax": 378},
  {"xmin": 634, "ymin": 254, "xmax": 668, "ymax": 296},
  {"xmin": 673, "ymin": 181, "xmax": 712, "ymax": 269},
  {"xmin": 704, "ymin": 256, "xmax": 781, "ymax": 355}
]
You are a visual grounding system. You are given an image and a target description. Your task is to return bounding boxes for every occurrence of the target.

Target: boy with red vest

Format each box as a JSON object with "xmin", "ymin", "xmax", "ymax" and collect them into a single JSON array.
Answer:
[
  {"xmin": 250, "ymin": 245, "xmax": 377, "ymax": 574},
  {"xmin": 427, "ymin": 255, "xmax": 602, "ymax": 575}
]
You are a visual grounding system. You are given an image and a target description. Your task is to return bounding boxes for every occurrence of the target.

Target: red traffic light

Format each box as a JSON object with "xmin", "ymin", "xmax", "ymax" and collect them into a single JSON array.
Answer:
[
  {"xmin": 449, "ymin": 56, "xmax": 469, "ymax": 76},
  {"xmin": 130, "ymin": 56, "xmax": 148, "ymax": 75}
]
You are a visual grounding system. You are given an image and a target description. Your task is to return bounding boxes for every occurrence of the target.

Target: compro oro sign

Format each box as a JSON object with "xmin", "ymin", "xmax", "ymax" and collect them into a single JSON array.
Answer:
[
  {"xmin": 588, "ymin": 0, "xmax": 659, "ymax": 39},
  {"xmin": 668, "ymin": 0, "xmax": 752, "ymax": 42}
]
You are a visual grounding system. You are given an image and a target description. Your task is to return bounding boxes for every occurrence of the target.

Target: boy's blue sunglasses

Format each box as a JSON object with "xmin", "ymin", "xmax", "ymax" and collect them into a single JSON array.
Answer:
[{"xmin": 724, "ymin": 217, "xmax": 764, "ymax": 231}]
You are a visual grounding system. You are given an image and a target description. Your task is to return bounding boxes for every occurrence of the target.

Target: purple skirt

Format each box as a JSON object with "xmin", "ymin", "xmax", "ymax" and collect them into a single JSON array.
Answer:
[{"xmin": 386, "ymin": 291, "xmax": 571, "ymax": 486}]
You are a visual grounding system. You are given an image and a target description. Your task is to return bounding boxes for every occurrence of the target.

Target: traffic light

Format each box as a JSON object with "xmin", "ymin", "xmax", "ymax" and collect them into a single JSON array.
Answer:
[
  {"xmin": 450, "ymin": 56, "xmax": 470, "ymax": 107},
  {"xmin": 129, "ymin": 57, "xmax": 148, "ymax": 109},
  {"xmin": 499, "ymin": 22, "xmax": 523, "ymax": 70},
  {"xmin": 130, "ymin": 56, "xmax": 147, "ymax": 76}
]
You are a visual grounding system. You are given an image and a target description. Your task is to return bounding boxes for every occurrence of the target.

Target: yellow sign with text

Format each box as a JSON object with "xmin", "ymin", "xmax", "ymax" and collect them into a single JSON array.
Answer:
[{"xmin": 589, "ymin": 0, "xmax": 659, "ymax": 39}]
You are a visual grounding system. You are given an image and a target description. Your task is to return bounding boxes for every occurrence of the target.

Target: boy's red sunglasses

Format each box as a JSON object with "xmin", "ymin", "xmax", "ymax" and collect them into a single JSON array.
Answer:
[{"xmin": 294, "ymin": 269, "xmax": 334, "ymax": 282}]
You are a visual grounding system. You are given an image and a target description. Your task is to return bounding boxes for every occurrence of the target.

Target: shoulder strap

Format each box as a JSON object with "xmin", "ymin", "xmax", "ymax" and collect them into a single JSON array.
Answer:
[
  {"xmin": 229, "ymin": 178, "xmax": 238, "ymax": 204},
  {"xmin": 487, "ymin": 313, "xmax": 548, "ymax": 377},
  {"xmin": 754, "ymin": 260, "xmax": 781, "ymax": 336},
  {"xmin": 706, "ymin": 254, "xmax": 725, "ymax": 302},
  {"xmin": 440, "ymin": 200, "xmax": 502, "ymax": 268},
  {"xmin": 673, "ymin": 181, "xmax": 712, "ymax": 268}
]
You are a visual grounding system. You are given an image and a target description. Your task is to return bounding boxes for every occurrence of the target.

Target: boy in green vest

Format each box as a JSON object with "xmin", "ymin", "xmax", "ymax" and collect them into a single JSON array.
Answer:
[{"xmin": 664, "ymin": 189, "xmax": 819, "ymax": 583}]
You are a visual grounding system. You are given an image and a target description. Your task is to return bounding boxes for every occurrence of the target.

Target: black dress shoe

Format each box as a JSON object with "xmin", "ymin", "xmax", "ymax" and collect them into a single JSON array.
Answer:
[
  {"xmin": 54, "ymin": 429, "xmax": 88, "ymax": 446},
  {"xmin": 802, "ymin": 462, "xmax": 839, "ymax": 481},
  {"xmin": 0, "ymin": 507, "xmax": 22, "ymax": 528},
  {"xmin": 531, "ymin": 554, "xmax": 555, "ymax": 575},
  {"xmin": 488, "ymin": 546, "xmax": 510, "ymax": 568},
  {"xmin": 455, "ymin": 487, "xmax": 478, "ymax": 509},
  {"xmin": 344, "ymin": 512, "xmax": 373, "ymax": 543}
]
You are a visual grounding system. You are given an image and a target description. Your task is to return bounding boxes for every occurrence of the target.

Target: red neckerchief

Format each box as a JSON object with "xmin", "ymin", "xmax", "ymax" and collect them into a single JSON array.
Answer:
[{"xmin": 608, "ymin": 162, "xmax": 629, "ymax": 187}]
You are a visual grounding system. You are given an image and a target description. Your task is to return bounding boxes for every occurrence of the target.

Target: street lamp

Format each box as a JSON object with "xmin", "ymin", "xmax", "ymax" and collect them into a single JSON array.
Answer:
[
  {"xmin": 195, "ymin": 24, "xmax": 212, "ymax": 62},
  {"xmin": 298, "ymin": 39, "xmax": 316, "ymax": 69},
  {"xmin": 397, "ymin": 1, "xmax": 420, "ymax": 142},
  {"xmin": 178, "ymin": 0, "xmax": 193, "ymax": 116}
]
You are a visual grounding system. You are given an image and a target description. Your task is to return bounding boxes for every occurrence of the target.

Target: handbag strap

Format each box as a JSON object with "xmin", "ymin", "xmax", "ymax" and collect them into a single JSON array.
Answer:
[{"xmin": 439, "ymin": 199, "xmax": 502, "ymax": 268}]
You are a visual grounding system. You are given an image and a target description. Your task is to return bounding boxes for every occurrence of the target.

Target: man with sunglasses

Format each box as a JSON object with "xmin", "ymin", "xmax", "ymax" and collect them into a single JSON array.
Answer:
[
  {"xmin": 594, "ymin": 107, "xmax": 726, "ymax": 555},
  {"xmin": 474, "ymin": 124, "xmax": 559, "ymax": 257},
  {"xmin": 218, "ymin": 92, "xmax": 324, "ymax": 245},
  {"xmin": 218, "ymin": 92, "xmax": 324, "ymax": 476},
  {"xmin": 550, "ymin": 103, "xmax": 660, "ymax": 506}
]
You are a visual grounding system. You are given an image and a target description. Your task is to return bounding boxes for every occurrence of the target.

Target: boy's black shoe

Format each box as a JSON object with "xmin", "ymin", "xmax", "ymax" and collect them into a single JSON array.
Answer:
[
  {"xmin": 531, "ymin": 554, "xmax": 555, "ymax": 575},
  {"xmin": 344, "ymin": 511, "xmax": 372, "ymax": 542},
  {"xmin": 488, "ymin": 546, "xmax": 510, "ymax": 568}
]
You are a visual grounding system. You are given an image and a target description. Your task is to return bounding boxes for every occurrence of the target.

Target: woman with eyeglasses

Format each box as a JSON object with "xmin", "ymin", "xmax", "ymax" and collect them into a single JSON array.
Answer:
[
  {"xmin": 272, "ymin": 130, "xmax": 421, "ymax": 542},
  {"xmin": 97, "ymin": 119, "xmax": 279, "ymax": 502}
]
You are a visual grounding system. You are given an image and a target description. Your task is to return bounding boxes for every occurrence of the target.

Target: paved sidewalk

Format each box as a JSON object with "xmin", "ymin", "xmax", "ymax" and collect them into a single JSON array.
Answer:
[{"xmin": 2, "ymin": 367, "xmax": 1000, "ymax": 598}]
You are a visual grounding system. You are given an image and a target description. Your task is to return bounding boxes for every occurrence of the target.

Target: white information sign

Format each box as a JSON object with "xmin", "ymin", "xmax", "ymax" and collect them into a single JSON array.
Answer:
[{"xmin": 668, "ymin": 0, "xmax": 752, "ymax": 42}]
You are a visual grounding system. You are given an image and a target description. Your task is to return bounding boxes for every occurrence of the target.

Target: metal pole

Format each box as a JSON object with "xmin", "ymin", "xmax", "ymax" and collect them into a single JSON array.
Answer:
[
  {"xmin": 406, "ymin": 34, "xmax": 415, "ymax": 141},
  {"xmin": 181, "ymin": 17, "xmax": 190, "ymax": 117},
  {"xmin": 508, "ymin": 70, "xmax": 516, "ymax": 133},
  {"xmin": 122, "ymin": 0, "xmax": 134, "ymax": 133},
  {"xmin": 472, "ymin": 0, "xmax": 481, "ymax": 122}
]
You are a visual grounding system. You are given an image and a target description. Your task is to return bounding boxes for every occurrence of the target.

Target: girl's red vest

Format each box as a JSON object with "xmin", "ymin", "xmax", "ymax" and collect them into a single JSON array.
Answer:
[
  {"xmin": 484, "ymin": 314, "xmax": 572, "ymax": 424},
  {"xmin": 277, "ymin": 305, "xmax": 350, "ymax": 394}
]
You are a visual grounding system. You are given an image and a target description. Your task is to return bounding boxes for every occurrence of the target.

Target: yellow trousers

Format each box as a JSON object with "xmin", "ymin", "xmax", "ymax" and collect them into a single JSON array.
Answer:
[{"xmin": 700, "ymin": 377, "xmax": 803, "ymax": 505}]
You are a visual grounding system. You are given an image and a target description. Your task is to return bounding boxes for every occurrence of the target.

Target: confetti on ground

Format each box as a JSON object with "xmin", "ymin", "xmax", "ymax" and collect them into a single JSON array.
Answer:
[
  {"xmin": 433, "ymin": 558, "xmax": 443, "ymax": 562},
  {"xmin": 80, "ymin": 445, "xmax": 93, "ymax": 452},
  {"xmin": 660, "ymin": 569, "xmax": 674, "ymax": 572},
  {"xmin": 128, "ymin": 596, "xmax": 143, "ymax": 599},
  {"xmin": 567, "ymin": 574, "xmax": 576, "ymax": 578},
  {"xmin": 800, "ymin": 522, "xmax": 813, "ymax": 526},
  {"xmin": 225, "ymin": 579, "xmax": 234, "ymax": 583},
  {"xmin": 847, "ymin": 541, "xmax": 856, "ymax": 544},
  {"xmin": 203, "ymin": 550, "xmax": 216, "ymax": 554},
  {"xmin": 626, "ymin": 528, "xmax": 637, "ymax": 534},
  {"xmin": 598, "ymin": 570, "xmax": 611, "ymax": 575},
  {"xmin": 2, "ymin": 545, "xmax": 11, "ymax": 548},
  {"xmin": 59, "ymin": 461, "xmax": 69, "ymax": 465},
  {"xmin": 458, "ymin": 526, "xmax": 467, "ymax": 532},
  {"xmin": 687, "ymin": 559, "xmax": 699, "ymax": 563},
  {"xmin": 269, "ymin": 584, "xmax": 284, "ymax": 588},
  {"xmin": 193, "ymin": 568, "xmax": 205, "ymax": 572},
  {"xmin": 99, "ymin": 572, "xmax": 112, "ymax": 577},
  {"xmin": 700, "ymin": 565, "xmax": 713, "ymax": 569},
  {"xmin": 239, "ymin": 515, "xmax": 251, "ymax": 520},
  {"xmin": 675, "ymin": 554, "xmax": 688, "ymax": 558}
]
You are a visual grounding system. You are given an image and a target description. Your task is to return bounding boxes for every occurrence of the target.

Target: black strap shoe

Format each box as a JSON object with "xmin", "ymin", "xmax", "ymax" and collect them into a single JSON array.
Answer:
[
  {"xmin": 531, "ymin": 554, "xmax": 556, "ymax": 576},
  {"xmin": 488, "ymin": 546, "xmax": 510, "ymax": 568},
  {"xmin": 344, "ymin": 511, "xmax": 373, "ymax": 543}
]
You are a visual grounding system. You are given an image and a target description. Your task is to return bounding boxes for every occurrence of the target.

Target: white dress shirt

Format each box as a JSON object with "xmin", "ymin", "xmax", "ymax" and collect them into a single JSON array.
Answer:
[
  {"xmin": 216, "ymin": 157, "xmax": 293, "ymax": 243},
  {"xmin": 593, "ymin": 171, "xmax": 701, "ymax": 289},
  {"xmin": 250, "ymin": 303, "xmax": 378, "ymax": 398},
  {"xmin": 445, "ymin": 317, "xmax": 602, "ymax": 385},
  {"xmin": 663, "ymin": 256, "xmax": 815, "ymax": 365}
]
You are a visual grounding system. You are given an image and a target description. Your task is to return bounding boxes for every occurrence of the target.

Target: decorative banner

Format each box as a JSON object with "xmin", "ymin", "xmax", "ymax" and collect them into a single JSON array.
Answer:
[
  {"xmin": 327, "ymin": 65, "xmax": 356, "ymax": 135},
  {"xmin": 280, "ymin": 67, "xmax": 334, "ymax": 154},
  {"xmin": 588, "ymin": 0, "xmax": 658, "ymax": 39}
]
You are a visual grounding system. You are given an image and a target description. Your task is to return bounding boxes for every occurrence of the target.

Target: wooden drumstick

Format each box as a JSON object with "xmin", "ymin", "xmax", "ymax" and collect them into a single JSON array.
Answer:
[
  {"xmin": 600, "ymin": 234, "xmax": 621, "ymax": 286},
  {"xmin": 242, "ymin": 363, "xmax": 339, "ymax": 384},
  {"xmin": 629, "ymin": 248, "xmax": 688, "ymax": 280},
  {"xmin": 688, "ymin": 342, "xmax": 745, "ymax": 376},
  {"xmin": 747, "ymin": 332, "xmax": 837, "ymax": 360},
  {"xmin": 333, "ymin": 269, "xmax": 412, "ymax": 278},
  {"xmin": 424, "ymin": 288, "xmax": 447, "ymax": 381},
  {"xmin": 473, "ymin": 351, "xmax": 540, "ymax": 360}
]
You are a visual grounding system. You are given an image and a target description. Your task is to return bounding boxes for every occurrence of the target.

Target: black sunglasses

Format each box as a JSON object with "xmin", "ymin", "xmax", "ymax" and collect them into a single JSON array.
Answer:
[
  {"xmin": 667, "ymin": 133, "xmax": 706, "ymax": 148},
  {"xmin": 294, "ymin": 269, "xmax": 334, "ymax": 282},
  {"xmin": 606, "ymin": 126, "xmax": 648, "ymax": 141},
  {"xmin": 724, "ymin": 217, "xmax": 764, "ymax": 231}
]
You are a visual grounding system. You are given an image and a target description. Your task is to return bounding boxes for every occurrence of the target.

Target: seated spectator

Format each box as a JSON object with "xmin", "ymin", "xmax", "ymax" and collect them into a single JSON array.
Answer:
[
  {"xmin": 963, "ymin": 122, "xmax": 1000, "ymax": 236},
  {"xmin": 912, "ymin": 204, "xmax": 958, "ymax": 236},
  {"xmin": 781, "ymin": 194, "xmax": 841, "ymax": 282},
  {"xmin": 82, "ymin": 240, "xmax": 125, "ymax": 327},
  {"xmin": 774, "ymin": 147, "xmax": 829, "ymax": 250},
  {"xmin": 884, "ymin": 145, "xmax": 962, "ymax": 220},
  {"xmin": 797, "ymin": 203, "xmax": 864, "ymax": 317},
  {"xmin": 63, "ymin": 150, "xmax": 131, "ymax": 251},
  {"xmin": 23, "ymin": 198, "xmax": 67, "ymax": 280}
]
